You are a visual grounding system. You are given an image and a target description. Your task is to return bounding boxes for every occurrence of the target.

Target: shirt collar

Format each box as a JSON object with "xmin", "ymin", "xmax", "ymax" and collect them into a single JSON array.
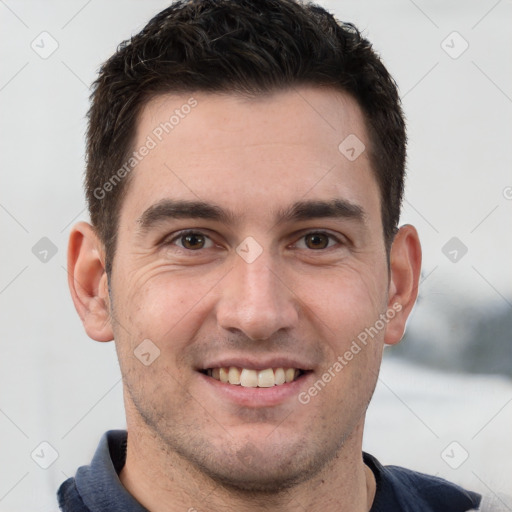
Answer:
[{"xmin": 74, "ymin": 430, "xmax": 147, "ymax": 511}]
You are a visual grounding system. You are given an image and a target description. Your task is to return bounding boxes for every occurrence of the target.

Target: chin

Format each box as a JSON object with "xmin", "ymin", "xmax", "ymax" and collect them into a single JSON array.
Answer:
[
  {"xmin": 201, "ymin": 458, "xmax": 314, "ymax": 494},
  {"xmin": 183, "ymin": 439, "xmax": 335, "ymax": 494}
]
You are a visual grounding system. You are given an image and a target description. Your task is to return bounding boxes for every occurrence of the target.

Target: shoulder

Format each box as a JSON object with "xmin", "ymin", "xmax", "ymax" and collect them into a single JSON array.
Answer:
[
  {"xmin": 364, "ymin": 453, "xmax": 482, "ymax": 512},
  {"xmin": 57, "ymin": 476, "xmax": 90, "ymax": 512},
  {"xmin": 56, "ymin": 430, "xmax": 130, "ymax": 512}
]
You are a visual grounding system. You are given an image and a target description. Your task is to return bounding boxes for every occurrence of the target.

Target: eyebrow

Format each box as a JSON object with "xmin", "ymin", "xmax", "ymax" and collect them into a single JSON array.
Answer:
[
  {"xmin": 275, "ymin": 199, "xmax": 366, "ymax": 225},
  {"xmin": 136, "ymin": 199, "xmax": 233, "ymax": 231},
  {"xmin": 136, "ymin": 198, "xmax": 366, "ymax": 234}
]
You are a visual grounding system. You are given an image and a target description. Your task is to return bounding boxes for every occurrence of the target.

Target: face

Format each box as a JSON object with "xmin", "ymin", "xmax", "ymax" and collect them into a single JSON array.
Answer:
[{"xmin": 103, "ymin": 87, "xmax": 400, "ymax": 490}]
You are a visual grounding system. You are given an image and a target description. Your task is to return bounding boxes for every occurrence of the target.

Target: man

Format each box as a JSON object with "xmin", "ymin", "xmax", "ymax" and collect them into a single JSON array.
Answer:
[{"xmin": 58, "ymin": 0, "xmax": 482, "ymax": 510}]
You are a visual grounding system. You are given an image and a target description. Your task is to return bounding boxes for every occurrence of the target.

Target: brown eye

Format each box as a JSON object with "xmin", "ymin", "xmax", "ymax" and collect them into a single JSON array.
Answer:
[
  {"xmin": 181, "ymin": 233, "xmax": 206, "ymax": 250},
  {"xmin": 304, "ymin": 233, "xmax": 330, "ymax": 250}
]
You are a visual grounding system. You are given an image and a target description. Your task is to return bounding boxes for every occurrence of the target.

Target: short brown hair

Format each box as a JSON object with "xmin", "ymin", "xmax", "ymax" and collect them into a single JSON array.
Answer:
[{"xmin": 85, "ymin": 0, "xmax": 406, "ymax": 273}]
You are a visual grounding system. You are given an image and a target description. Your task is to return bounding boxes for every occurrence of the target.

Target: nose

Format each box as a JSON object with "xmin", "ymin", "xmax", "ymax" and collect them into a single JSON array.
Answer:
[{"xmin": 215, "ymin": 251, "xmax": 299, "ymax": 341}]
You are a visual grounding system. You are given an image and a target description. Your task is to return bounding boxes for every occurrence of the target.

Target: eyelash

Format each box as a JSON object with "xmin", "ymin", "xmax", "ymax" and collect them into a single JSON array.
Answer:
[
  {"xmin": 293, "ymin": 231, "xmax": 341, "ymax": 250},
  {"xmin": 164, "ymin": 230, "xmax": 344, "ymax": 251},
  {"xmin": 166, "ymin": 230, "xmax": 215, "ymax": 250}
]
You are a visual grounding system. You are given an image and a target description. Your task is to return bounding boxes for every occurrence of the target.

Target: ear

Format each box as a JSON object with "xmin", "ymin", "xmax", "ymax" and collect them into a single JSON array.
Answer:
[
  {"xmin": 384, "ymin": 224, "xmax": 422, "ymax": 345},
  {"xmin": 67, "ymin": 222, "xmax": 114, "ymax": 342}
]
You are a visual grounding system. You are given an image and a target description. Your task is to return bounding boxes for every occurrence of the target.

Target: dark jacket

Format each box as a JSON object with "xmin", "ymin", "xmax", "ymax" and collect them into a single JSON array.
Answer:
[{"xmin": 58, "ymin": 430, "xmax": 481, "ymax": 512}]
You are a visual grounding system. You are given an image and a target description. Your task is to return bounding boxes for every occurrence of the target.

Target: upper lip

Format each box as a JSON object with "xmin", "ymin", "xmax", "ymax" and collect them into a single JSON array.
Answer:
[{"xmin": 199, "ymin": 356, "xmax": 314, "ymax": 371}]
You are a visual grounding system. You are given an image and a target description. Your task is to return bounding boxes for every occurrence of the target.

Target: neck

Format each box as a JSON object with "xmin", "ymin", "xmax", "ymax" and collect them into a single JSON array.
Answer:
[{"xmin": 119, "ymin": 422, "xmax": 376, "ymax": 512}]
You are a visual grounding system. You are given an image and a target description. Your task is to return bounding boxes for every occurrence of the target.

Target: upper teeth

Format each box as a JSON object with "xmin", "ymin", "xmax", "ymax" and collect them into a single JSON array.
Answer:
[{"xmin": 207, "ymin": 367, "xmax": 300, "ymax": 387}]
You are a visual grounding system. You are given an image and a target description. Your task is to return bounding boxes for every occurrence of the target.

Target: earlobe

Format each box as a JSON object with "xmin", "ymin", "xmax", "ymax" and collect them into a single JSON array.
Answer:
[
  {"xmin": 67, "ymin": 222, "xmax": 114, "ymax": 342},
  {"xmin": 384, "ymin": 224, "xmax": 422, "ymax": 345}
]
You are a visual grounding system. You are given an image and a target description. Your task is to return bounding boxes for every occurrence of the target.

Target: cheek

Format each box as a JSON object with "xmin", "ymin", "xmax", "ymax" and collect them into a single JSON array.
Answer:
[
  {"xmin": 112, "ymin": 266, "xmax": 222, "ymax": 352},
  {"xmin": 110, "ymin": 269, "xmax": 218, "ymax": 403},
  {"xmin": 297, "ymin": 262, "xmax": 388, "ymax": 340},
  {"xmin": 292, "ymin": 262, "xmax": 388, "ymax": 407}
]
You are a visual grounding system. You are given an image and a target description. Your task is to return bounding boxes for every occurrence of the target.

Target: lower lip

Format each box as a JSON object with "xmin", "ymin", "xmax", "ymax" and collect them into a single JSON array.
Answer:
[{"xmin": 197, "ymin": 371, "xmax": 313, "ymax": 408}]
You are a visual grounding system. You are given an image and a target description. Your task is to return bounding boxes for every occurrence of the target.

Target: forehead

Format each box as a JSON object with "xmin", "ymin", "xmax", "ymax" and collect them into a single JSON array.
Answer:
[{"xmin": 122, "ymin": 86, "xmax": 380, "ymax": 225}]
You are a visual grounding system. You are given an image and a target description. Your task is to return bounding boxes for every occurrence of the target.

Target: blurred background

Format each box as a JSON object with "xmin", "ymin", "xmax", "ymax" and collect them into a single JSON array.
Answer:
[{"xmin": 1, "ymin": 1, "xmax": 511, "ymax": 510}]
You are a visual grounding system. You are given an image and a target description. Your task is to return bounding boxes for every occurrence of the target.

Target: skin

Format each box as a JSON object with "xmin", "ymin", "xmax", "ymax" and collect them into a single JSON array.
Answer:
[{"xmin": 68, "ymin": 86, "xmax": 421, "ymax": 512}]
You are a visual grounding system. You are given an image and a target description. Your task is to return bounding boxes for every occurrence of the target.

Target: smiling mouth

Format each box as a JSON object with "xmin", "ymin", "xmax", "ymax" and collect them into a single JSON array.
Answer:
[{"xmin": 200, "ymin": 367, "xmax": 308, "ymax": 388}]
